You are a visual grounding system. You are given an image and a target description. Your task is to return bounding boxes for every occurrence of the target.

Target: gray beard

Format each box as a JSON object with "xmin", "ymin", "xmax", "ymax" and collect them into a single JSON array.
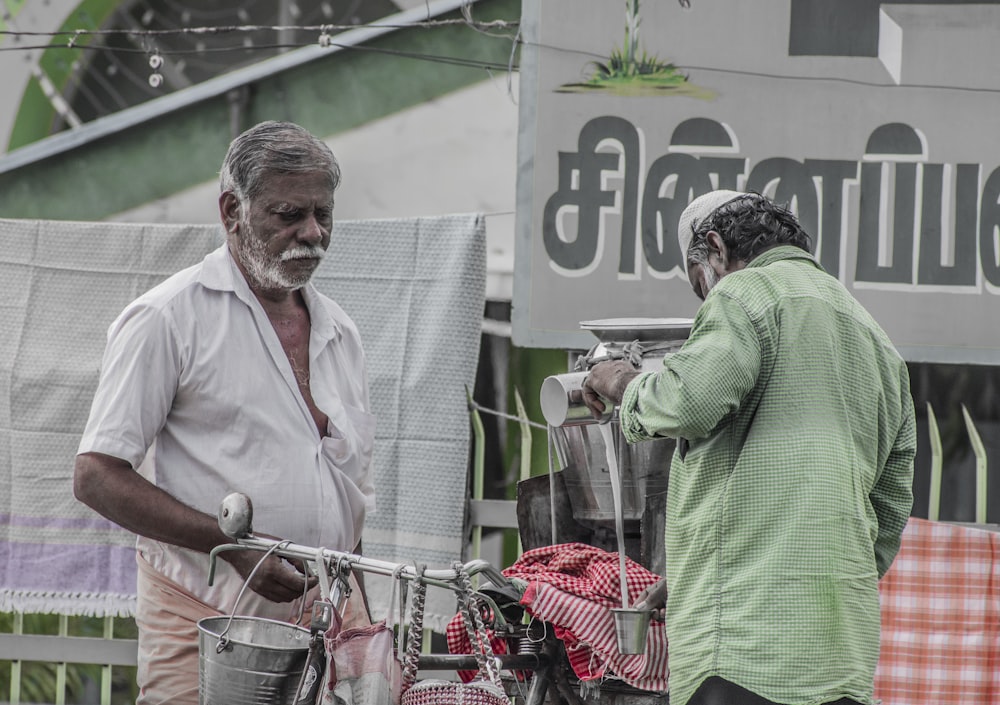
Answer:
[
  {"xmin": 703, "ymin": 264, "xmax": 720, "ymax": 294},
  {"xmin": 235, "ymin": 218, "xmax": 324, "ymax": 291}
]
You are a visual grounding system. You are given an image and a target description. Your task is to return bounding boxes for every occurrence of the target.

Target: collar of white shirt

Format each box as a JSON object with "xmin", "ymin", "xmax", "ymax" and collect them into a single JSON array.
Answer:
[{"xmin": 195, "ymin": 243, "xmax": 343, "ymax": 343}]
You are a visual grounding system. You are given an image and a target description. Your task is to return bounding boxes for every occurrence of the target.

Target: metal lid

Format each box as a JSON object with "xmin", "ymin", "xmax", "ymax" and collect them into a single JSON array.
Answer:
[{"xmin": 579, "ymin": 317, "xmax": 694, "ymax": 344}]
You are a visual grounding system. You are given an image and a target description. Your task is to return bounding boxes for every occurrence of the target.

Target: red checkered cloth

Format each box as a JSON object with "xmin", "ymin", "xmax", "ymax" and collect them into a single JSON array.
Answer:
[
  {"xmin": 875, "ymin": 518, "xmax": 1000, "ymax": 705},
  {"xmin": 447, "ymin": 543, "xmax": 668, "ymax": 692}
]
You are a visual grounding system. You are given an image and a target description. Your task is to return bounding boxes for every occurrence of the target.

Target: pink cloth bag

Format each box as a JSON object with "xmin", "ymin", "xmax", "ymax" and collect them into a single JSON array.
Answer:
[
  {"xmin": 320, "ymin": 561, "xmax": 405, "ymax": 705},
  {"xmin": 323, "ymin": 612, "xmax": 403, "ymax": 705}
]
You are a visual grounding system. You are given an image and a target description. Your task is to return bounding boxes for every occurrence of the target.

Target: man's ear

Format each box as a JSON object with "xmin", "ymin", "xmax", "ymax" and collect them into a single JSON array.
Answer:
[
  {"xmin": 219, "ymin": 191, "xmax": 241, "ymax": 234},
  {"xmin": 705, "ymin": 230, "xmax": 729, "ymax": 263},
  {"xmin": 705, "ymin": 230, "xmax": 747, "ymax": 274}
]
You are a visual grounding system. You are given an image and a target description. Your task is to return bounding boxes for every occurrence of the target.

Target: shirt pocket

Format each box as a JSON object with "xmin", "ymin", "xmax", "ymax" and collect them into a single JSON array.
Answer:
[{"xmin": 321, "ymin": 405, "xmax": 376, "ymax": 493}]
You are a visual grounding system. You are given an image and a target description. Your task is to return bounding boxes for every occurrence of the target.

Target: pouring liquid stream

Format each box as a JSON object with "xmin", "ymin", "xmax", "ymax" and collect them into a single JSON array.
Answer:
[{"xmin": 597, "ymin": 421, "xmax": 630, "ymax": 609}]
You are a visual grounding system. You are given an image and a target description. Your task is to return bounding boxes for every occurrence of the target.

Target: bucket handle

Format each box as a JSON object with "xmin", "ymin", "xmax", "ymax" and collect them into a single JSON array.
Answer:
[{"xmin": 215, "ymin": 540, "xmax": 291, "ymax": 653}]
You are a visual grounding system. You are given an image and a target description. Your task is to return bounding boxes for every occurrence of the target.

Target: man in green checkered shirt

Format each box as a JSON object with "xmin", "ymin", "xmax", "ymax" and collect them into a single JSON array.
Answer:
[{"xmin": 583, "ymin": 191, "xmax": 916, "ymax": 705}]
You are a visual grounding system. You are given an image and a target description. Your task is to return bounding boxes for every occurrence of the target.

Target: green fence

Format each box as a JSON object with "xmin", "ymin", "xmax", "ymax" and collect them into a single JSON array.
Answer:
[{"xmin": 0, "ymin": 613, "xmax": 138, "ymax": 704}]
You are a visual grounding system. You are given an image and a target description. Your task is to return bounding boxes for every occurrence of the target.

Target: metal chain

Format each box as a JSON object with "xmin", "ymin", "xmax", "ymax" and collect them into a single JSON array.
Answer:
[
  {"xmin": 400, "ymin": 565, "xmax": 427, "ymax": 694},
  {"xmin": 453, "ymin": 561, "xmax": 503, "ymax": 689}
]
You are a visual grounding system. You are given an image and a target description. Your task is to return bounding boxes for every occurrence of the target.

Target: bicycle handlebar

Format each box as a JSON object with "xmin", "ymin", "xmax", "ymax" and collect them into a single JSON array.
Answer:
[{"xmin": 208, "ymin": 493, "xmax": 509, "ymax": 591}]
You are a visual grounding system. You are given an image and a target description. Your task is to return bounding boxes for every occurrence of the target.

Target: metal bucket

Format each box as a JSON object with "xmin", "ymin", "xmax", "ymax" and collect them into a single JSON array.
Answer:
[
  {"xmin": 198, "ymin": 615, "xmax": 313, "ymax": 705},
  {"xmin": 552, "ymin": 424, "xmax": 673, "ymax": 526}
]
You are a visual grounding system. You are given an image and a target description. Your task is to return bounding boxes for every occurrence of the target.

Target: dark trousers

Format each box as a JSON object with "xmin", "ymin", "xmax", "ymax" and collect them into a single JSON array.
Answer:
[{"xmin": 687, "ymin": 677, "xmax": 864, "ymax": 705}]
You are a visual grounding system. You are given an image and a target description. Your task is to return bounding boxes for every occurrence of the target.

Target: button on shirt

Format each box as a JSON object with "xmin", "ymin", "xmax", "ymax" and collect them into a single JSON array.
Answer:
[
  {"xmin": 619, "ymin": 246, "xmax": 915, "ymax": 705},
  {"xmin": 78, "ymin": 244, "xmax": 376, "ymax": 619}
]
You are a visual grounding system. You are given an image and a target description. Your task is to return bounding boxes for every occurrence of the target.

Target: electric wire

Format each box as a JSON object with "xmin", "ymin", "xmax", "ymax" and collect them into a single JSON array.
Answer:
[
  {"xmin": 0, "ymin": 20, "xmax": 521, "ymax": 75},
  {"xmin": 7, "ymin": 23, "xmax": 990, "ymax": 96},
  {"xmin": 0, "ymin": 18, "xmax": 517, "ymax": 40},
  {"xmin": 0, "ymin": 40, "xmax": 517, "ymax": 73}
]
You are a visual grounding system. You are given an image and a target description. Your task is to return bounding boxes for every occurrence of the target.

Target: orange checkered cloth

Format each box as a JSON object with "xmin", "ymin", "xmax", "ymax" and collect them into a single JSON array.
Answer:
[{"xmin": 875, "ymin": 518, "xmax": 1000, "ymax": 705}]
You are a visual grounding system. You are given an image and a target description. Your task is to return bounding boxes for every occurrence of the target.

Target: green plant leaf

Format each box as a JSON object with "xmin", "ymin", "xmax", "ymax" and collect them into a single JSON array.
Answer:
[{"xmin": 927, "ymin": 402, "xmax": 942, "ymax": 521}]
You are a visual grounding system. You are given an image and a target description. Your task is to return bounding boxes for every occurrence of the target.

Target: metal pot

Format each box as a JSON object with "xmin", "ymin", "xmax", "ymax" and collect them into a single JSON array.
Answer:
[{"xmin": 541, "ymin": 318, "xmax": 692, "ymax": 527}]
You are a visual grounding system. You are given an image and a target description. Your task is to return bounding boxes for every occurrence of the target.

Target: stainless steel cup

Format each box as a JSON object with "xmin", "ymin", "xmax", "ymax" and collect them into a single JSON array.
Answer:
[{"xmin": 610, "ymin": 607, "xmax": 653, "ymax": 655}]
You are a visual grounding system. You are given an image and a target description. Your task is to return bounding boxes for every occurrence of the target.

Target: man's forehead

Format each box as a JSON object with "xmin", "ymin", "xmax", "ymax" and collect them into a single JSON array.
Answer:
[
  {"xmin": 255, "ymin": 172, "xmax": 335, "ymax": 202},
  {"xmin": 268, "ymin": 196, "xmax": 334, "ymax": 210}
]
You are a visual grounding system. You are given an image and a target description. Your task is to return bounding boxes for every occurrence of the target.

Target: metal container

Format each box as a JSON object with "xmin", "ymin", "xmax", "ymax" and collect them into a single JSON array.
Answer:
[
  {"xmin": 610, "ymin": 608, "xmax": 654, "ymax": 655},
  {"xmin": 198, "ymin": 615, "xmax": 312, "ymax": 705},
  {"xmin": 540, "ymin": 371, "xmax": 612, "ymax": 427},
  {"xmin": 543, "ymin": 318, "xmax": 693, "ymax": 527}
]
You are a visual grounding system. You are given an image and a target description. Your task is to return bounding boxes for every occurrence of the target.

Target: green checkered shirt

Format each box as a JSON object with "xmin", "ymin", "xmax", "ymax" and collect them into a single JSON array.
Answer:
[{"xmin": 620, "ymin": 246, "xmax": 916, "ymax": 705}]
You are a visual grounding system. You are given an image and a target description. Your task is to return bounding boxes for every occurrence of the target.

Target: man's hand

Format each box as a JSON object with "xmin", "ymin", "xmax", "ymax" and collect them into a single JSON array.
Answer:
[
  {"xmin": 223, "ymin": 540, "xmax": 318, "ymax": 604},
  {"xmin": 581, "ymin": 360, "xmax": 640, "ymax": 420},
  {"xmin": 632, "ymin": 577, "xmax": 667, "ymax": 621},
  {"xmin": 74, "ymin": 453, "xmax": 319, "ymax": 604}
]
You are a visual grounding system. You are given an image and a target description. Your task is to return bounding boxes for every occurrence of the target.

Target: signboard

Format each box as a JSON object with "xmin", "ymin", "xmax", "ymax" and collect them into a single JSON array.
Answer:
[{"xmin": 513, "ymin": 0, "xmax": 1000, "ymax": 364}]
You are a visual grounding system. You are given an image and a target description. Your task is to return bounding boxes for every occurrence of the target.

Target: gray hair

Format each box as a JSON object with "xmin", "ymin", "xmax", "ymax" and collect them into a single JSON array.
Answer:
[
  {"xmin": 688, "ymin": 192, "xmax": 812, "ymax": 266},
  {"xmin": 219, "ymin": 121, "xmax": 341, "ymax": 203}
]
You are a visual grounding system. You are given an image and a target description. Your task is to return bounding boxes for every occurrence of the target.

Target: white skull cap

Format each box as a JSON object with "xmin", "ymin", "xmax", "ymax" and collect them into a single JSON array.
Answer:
[{"xmin": 677, "ymin": 190, "xmax": 746, "ymax": 272}]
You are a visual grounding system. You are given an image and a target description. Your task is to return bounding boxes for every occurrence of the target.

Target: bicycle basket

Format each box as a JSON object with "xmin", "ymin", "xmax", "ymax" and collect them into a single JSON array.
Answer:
[{"xmin": 400, "ymin": 678, "xmax": 508, "ymax": 705}]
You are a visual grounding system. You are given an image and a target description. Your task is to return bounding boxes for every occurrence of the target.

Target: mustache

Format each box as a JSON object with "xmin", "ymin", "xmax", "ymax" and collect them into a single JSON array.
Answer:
[{"xmin": 280, "ymin": 246, "xmax": 326, "ymax": 262}]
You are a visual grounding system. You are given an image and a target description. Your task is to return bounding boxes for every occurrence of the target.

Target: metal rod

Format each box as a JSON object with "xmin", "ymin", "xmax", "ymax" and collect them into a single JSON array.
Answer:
[
  {"xmin": 524, "ymin": 638, "xmax": 561, "ymax": 704},
  {"xmin": 417, "ymin": 652, "xmax": 549, "ymax": 671},
  {"xmin": 469, "ymin": 385, "xmax": 486, "ymax": 562},
  {"xmin": 208, "ymin": 538, "xmax": 509, "ymax": 592},
  {"xmin": 514, "ymin": 389, "xmax": 531, "ymax": 556}
]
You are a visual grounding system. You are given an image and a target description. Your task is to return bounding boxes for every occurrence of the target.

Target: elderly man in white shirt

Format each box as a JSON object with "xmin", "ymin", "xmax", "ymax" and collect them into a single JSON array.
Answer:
[{"xmin": 73, "ymin": 121, "xmax": 375, "ymax": 705}]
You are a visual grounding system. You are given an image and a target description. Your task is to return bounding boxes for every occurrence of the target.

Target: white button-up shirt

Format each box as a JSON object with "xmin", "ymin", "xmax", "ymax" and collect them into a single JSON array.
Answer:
[{"xmin": 79, "ymin": 244, "xmax": 375, "ymax": 617}]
